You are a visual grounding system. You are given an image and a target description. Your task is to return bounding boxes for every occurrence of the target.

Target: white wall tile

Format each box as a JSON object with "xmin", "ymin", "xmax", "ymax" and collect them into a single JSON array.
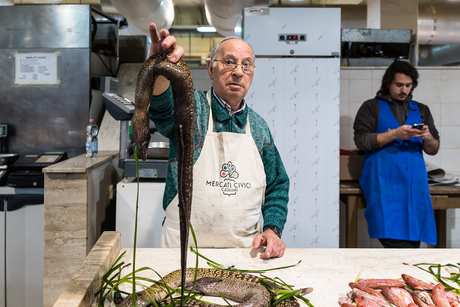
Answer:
[
  {"xmin": 418, "ymin": 69, "xmax": 441, "ymax": 81},
  {"xmin": 441, "ymin": 80, "xmax": 460, "ymax": 103},
  {"xmin": 413, "ymin": 80, "xmax": 441, "ymax": 104},
  {"xmin": 371, "ymin": 79, "xmax": 381, "ymax": 97},
  {"xmin": 440, "ymin": 149, "xmax": 460, "ymax": 173},
  {"xmin": 340, "ymin": 124, "xmax": 350, "ymax": 149},
  {"xmin": 349, "ymin": 80, "xmax": 373, "ymax": 104},
  {"xmin": 340, "ymin": 100, "xmax": 350, "ymax": 119},
  {"xmin": 340, "ymin": 79, "xmax": 350, "ymax": 104},
  {"xmin": 440, "ymin": 103, "xmax": 460, "ymax": 126},
  {"xmin": 440, "ymin": 70, "xmax": 460, "ymax": 80},
  {"xmin": 348, "ymin": 69, "xmax": 372, "ymax": 80},
  {"xmin": 440, "ymin": 126, "xmax": 460, "ymax": 149},
  {"xmin": 340, "ymin": 69, "xmax": 350, "ymax": 80},
  {"xmin": 424, "ymin": 153, "xmax": 441, "ymax": 169},
  {"xmin": 372, "ymin": 69, "xmax": 385, "ymax": 81},
  {"xmin": 349, "ymin": 101, "xmax": 362, "ymax": 127},
  {"xmin": 427, "ymin": 102, "xmax": 441, "ymax": 128}
]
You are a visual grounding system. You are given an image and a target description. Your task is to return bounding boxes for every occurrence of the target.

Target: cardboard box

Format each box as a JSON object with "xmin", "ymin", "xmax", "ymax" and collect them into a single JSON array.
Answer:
[{"xmin": 340, "ymin": 155, "xmax": 365, "ymax": 180}]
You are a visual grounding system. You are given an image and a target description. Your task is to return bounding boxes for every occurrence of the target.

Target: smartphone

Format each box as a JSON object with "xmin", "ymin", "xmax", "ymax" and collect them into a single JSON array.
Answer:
[{"xmin": 412, "ymin": 124, "xmax": 424, "ymax": 130}]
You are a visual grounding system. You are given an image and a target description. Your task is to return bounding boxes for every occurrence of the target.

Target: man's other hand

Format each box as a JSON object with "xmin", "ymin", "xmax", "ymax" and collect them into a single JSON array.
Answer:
[{"xmin": 253, "ymin": 229, "xmax": 286, "ymax": 259}]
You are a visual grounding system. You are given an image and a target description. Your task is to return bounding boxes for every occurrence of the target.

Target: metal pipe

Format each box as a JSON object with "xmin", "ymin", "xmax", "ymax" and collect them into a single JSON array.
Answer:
[
  {"xmin": 203, "ymin": 0, "xmax": 273, "ymax": 37},
  {"xmin": 418, "ymin": 4, "xmax": 460, "ymax": 45},
  {"xmin": 118, "ymin": 120, "xmax": 130, "ymax": 169},
  {"xmin": 108, "ymin": 0, "xmax": 174, "ymax": 35}
]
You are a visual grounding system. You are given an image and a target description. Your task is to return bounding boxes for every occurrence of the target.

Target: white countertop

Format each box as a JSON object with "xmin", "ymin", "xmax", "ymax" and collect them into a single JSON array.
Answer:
[{"xmin": 116, "ymin": 247, "xmax": 460, "ymax": 306}]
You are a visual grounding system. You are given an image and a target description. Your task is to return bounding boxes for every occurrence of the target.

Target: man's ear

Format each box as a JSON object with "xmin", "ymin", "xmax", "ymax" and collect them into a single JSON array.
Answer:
[{"xmin": 207, "ymin": 59, "xmax": 213, "ymax": 78}]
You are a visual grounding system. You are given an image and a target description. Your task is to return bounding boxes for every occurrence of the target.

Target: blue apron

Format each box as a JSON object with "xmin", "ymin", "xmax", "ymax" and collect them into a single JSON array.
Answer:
[{"xmin": 359, "ymin": 99, "xmax": 437, "ymax": 245}]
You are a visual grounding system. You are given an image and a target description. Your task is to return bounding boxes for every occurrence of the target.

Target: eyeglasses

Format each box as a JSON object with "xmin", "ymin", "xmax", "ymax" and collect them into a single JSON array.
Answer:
[{"xmin": 213, "ymin": 59, "xmax": 255, "ymax": 74}]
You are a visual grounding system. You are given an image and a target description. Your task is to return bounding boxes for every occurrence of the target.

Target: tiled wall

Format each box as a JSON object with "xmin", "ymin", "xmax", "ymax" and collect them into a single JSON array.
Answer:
[{"xmin": 340, "ymin": 66, "xmax": 460, "ymax": 248}]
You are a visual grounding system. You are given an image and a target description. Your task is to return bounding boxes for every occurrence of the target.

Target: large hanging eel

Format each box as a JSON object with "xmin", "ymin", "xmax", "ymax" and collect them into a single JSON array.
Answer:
[
  {"xmin": 117, "ymin": 268, "xmax": 312, "ymax": 307},
  {"xmin": 131, "ymin": 52, "xmax": 194, "ymax": 306}
]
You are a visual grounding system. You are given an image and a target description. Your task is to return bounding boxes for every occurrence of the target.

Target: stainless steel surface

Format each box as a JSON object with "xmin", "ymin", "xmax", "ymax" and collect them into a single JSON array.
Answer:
[
  {"xmin": 0, "ymin": 5, "xmax": 90, "ymax": 49},
  {"xmin": 0, "ymin": 187, "xmax": 44, "ymax": 307},
  {"xmin": 147, "ymin": 141, "xmax": 169, "ymax": 159},
  {"xmin": 341, "ymin": 28, "xmax": 412, "ymax": 43},
  {"xmin": 0, "ymin": 154, "xmax": 18, "ymax": 165},
  {"xmin": 419, "ymin": 44, "xmax": 460, "ymax": 66},
  {"xmin": 419, "ymin": 4, "xmax": 460, "ymax": 45},
  {"xmin": 0, "ymin": 5, "xmax": 91, "ymax": 158},
  {"xmin": 116, "ymin": 63, "xmax": 142, "ymax": 102},
  {"xmin": 118, "ymin": 120, "xmax": 130, "ymax": 166}
]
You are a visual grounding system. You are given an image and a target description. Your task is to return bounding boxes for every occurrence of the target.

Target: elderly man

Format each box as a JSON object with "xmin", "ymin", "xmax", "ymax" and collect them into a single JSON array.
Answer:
[
  {"xmin": 146, "ymin": 23, "xmax": 289, "ymax": 259},
  {"xmin": 354, "ymin": 61, "xmax": 440, "ymax": 248}
]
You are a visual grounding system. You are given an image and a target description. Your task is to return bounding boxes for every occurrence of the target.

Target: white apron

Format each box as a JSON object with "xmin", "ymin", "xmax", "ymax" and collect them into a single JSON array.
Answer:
[{"xmin": 159, "ymin": 91, "xmax": 266, "ymax": 248}]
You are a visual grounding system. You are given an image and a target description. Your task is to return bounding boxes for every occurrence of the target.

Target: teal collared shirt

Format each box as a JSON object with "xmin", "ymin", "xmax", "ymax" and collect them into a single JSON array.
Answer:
[{"xmin": 212, "ymin": 88, "xmax": 245, "ymax": 117}]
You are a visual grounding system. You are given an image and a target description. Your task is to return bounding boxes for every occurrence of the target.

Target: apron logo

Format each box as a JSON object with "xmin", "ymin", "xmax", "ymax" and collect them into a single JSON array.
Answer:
[
  {"xmin": 221, "ymin": 161, "xmax": 239, "ymax": 179},
  {"xmin": 205, "ymin": 161, "xmax": 252, "ymax": 196}
]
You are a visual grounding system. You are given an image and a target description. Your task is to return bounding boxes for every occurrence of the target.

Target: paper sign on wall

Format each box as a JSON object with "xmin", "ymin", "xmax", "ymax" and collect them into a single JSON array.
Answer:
[{"xmin": 14, "ymin": 52, "xmax": 59, "ymax": 85}]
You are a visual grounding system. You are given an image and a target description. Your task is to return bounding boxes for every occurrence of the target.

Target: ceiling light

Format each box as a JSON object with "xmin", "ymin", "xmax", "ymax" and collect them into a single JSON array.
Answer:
[{"xmin": 197, "ymin": 26, "xmax": 216, "ymax": 33}]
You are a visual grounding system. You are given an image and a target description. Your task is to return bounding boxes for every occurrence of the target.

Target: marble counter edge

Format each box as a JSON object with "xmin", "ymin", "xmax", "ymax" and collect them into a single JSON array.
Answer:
[
  {"xmin": 52, "ymin": 231, "xmax": 121, "ymax": 307},
  {"xmin": 43, "ymin": 151, "xmax": 119, "ymax": 174}
]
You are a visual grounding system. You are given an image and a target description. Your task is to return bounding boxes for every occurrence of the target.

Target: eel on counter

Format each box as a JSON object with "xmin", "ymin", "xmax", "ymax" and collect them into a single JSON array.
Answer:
[
  {"xmin": 117, "ymin": 268, "xmax": 309, "ymax": 307},
  {"xmin": 182, "ymin": 276, "xmax": 271, "ymax": 307},
  {"xmin": 131, "ymin": 52, "xmax": 194, "ymax": 306}
]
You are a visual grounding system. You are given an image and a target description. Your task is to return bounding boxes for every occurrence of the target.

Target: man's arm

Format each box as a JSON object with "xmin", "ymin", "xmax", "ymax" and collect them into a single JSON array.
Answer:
[
  {"xmin": 422, "ymin": 130, "xmax": 439, "ymax": 154},
  {"xmin": 379, "ymin": 124, "xmax": 439, "ymax": 154},
  {"xmin": 353, "ymin": 99, "xmax": 381, "ymax": 151},
  {"xmin": 417, "ymin": 102, "xmax": 440, "ymax": 155}
]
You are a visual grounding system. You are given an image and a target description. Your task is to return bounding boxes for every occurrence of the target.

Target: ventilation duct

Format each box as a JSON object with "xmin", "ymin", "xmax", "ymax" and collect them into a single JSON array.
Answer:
[
  {"xmin": 108, "ymin": 0, "xmax": 174, "ymax": 35},
  {"xmin": 419, "ymin": 4, "xmax": 460, "ymax": 45},
  {"xmin": 203, "ymin": 0, "xmax": 273, "ymax": 37}
]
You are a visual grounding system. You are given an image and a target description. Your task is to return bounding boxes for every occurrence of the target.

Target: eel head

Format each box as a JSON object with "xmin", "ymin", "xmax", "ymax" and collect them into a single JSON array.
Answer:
[{"xmin": 132, "ymin": 112, "xmax": 151, "ymax": 161}]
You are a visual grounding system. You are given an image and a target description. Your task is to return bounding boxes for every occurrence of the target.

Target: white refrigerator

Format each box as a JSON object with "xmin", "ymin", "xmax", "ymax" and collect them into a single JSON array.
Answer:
[{"xmin": 243, "ymin": 7, "xmax": 341, "ymax": 248}]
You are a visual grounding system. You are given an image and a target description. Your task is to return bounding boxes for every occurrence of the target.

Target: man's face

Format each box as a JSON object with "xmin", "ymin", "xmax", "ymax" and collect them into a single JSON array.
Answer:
[
  {"xmin": 388, "ymin": 73, "xmax": 413, "ymax": 101},
  {"xmin": 207, "ymin": 39, "xmax": 254, "ymax": 110}
]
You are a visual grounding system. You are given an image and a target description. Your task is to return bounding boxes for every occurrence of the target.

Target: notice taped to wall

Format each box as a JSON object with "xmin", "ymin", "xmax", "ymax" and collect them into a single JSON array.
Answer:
[{"xmin": 14, "ymin": 52, "xmax": 59, "ymax": 85}]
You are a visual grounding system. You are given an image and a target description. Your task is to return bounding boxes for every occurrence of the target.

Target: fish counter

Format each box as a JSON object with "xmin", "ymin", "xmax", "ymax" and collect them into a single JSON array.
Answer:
[{"xmin": 53, "ymin": 232, "xmax": 460, "ymax": 307}]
